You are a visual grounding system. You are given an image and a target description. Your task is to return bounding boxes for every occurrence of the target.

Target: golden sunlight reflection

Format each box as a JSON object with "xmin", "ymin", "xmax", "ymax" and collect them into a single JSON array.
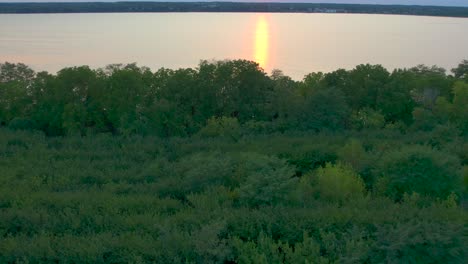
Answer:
[{"xmin": 254, "ymin": 15, "xmax": 269, "ymax": 69}]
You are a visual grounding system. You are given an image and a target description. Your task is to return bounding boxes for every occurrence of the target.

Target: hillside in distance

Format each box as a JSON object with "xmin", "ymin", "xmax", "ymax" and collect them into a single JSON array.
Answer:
[
  {"xmin": 1, "ymin": 2, "xmax": 468, "ymax": 17},
  {"xmin": 2, "ymin": 1, "xmax": 468, "ymax": 7}
]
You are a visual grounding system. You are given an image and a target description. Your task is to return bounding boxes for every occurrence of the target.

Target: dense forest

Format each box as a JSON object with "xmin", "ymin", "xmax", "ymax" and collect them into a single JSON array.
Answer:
[
  {"xmin": 1, "ymin": 2, "xmax": 468, "ymax": 17},
  {"xmin": 0, "ymin": 60, "xmax": 467, "ymax": 263}
]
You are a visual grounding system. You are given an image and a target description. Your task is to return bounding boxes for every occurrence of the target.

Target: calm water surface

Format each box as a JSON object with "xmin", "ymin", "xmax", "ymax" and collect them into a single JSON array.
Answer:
[{"xmin": 1, "ymin": 13, "xmax": 467, "ymax": 79}]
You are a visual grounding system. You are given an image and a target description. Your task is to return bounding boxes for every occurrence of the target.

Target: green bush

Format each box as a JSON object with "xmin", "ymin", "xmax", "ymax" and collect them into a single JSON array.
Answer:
[
  {"xmin": 463, "ymin": 166, "xmax": 468, "ymax": 193},
  {"xmin": 350, "ymin": 108, "xmax": 385, "ymax": 130},
  {"xmin": 337, "ymin": 139, "xmax": 368, "ymax": 172},
  {"xmin": 298, "ymin": 163, "xmax": 366, "ymax": 204},
  {"xmin": 236, "ymin": 153, "xmax": 297, "ymax": 207},
  {"xmin": 8, "ymin": 117, "xmax": 37, "ymax": 131},
  {"xmin": 337, "ymin": 138, "xmax": 376, "ymax": 188},
  {"xmin": 376, "ymin": 145, "xmax": 462, "ymax": 201},
  {"xmin": 315, "ymin": 163, "xmax": 366, "ymax": 202},
  {"xmin": 197, "ymin": 116, "xmax": 241, "ymax": 140}
]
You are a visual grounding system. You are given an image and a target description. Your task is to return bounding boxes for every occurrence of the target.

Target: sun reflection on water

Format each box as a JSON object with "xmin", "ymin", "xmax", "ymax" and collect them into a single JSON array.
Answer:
[{"xmin": 254, "ymin": 15, "xmax": 269, "ymax": 69}]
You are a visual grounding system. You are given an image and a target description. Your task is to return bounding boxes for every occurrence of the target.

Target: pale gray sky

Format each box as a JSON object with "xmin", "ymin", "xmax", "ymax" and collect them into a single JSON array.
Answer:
[{"xmin": 0, "ymin": 1, "xmax": 467, "ymax": 7}]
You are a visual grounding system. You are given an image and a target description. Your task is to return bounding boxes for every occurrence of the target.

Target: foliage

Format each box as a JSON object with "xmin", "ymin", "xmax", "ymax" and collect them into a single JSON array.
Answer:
[
  {"xmin": 350, "ymin": 108, "xmax": 385, "ymax": 130},
  {"xmin": 1, "ymin": 60, "xmax": 467, "ymax": 137},
  {"xmin": 302, "ymin": 163, "xmax": 366, "ymax": 203},
  {"xmin": 197, "ymin": 116, "xmax": 241, "ymax": 140},
  {"xmin": 299, "ymin": 87, "xmax": 350, "ymax": 131},
  {"xmin": 375, "ymin": 145, "xmax": 462, "ymax": 201},
  {"xmin": 1, "ymin": 2, "xmax": 468, "ymax": 18},
  {"xmin": 0, "ymin": 60, "xmax": 467, "ymax": 263}
]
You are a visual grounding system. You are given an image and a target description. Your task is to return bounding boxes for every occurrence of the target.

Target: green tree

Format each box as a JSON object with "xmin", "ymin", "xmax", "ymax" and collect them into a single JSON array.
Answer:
[
  {"xmin": 299, "ymin": 72, "xmax": 325, "ymax": 97},
  {"xmin": 339, "ymin": 138, "xmax": 376, "ymax": 188},
  {"xmin": 299, "ymin": 88, "xmax": 350, "ymax": 131},
  {"xmin": 156, "ymin": 67, "xmax": 203, "ymax": 134},
  {"xmin": 350, "ymin": 108, "xmax": 385, "ymax": 130},
  {"xmin": 197, "ymin": 116, "xmax": 241, "ymax": 140},
  {"xmin": 378, "ymin": 69, "xmax": 415, "ymax": 124},
  {"xmin": 199, "ymin": 60, "xmax": 273, "ymax": 122},
  {"xmin": 376, "ymin": 145, "xmax": 462, "ymax": 201},
  {"xmin": 409, "ymin": 65, "xmax": 453, "ymax": 107},
  {"xmin": 0, "ymin": 63, "xmax": 35, "ymax": 126},
  {"xmin": 344, "ymin": 64, "xmax": 390, "ymax": 110},
  {"xmin": 451, "ymin": 59, "xmax": 468, "ymax": 80},
  {"xmin": 451, "ymin": 81, "xmax": 468, "ymax": 135},
  {"xmin": 55, "ymin": 66, "xmax": 103, "ymax": 135},
  {"xmin": 269, "ymin": 69, "xmax": 301, "ymax": 124},
  {"xmin": 99, "ymin": 64, "xmax": 153, "ymax": 133},
  {"xmin": 27, "ymin": 72, "xmax": 66, "ymax": 135},
  {"xmin": 315, "ymin": 163, "xmax": 366, "ymax": 203}
]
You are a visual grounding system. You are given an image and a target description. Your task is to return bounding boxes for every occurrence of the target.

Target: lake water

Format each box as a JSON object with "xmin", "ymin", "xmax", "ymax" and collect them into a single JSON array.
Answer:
[{"xmin": 1, "ymin": 13, "xmax": 467, "ymax": 79}]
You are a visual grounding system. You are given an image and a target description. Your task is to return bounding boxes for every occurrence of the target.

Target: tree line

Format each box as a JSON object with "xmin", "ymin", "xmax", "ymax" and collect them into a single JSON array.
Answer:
[
  {"xmin": 1, "ymin": 2, "xmax": 468, "ymax": 18},
  {"xmin": 1, "ymin": 60, "xmax": 467, "ymax": 138}
]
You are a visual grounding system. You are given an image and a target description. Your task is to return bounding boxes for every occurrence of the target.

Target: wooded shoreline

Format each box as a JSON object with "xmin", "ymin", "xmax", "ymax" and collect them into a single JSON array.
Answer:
[{"xmin": 1, "ymin": 2, "xmax": 468, "ymax": 17}]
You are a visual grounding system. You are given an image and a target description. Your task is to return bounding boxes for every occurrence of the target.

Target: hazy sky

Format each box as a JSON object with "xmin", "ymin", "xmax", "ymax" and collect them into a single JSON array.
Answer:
[{"xmin": 0, "ymin": 1, "xmax": 467, "ymax": 7}]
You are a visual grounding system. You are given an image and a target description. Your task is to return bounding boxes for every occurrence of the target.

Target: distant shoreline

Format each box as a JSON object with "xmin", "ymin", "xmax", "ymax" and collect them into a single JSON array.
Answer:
[{"xmin": 1, "ymin": 2, "xmax": 468, "ymax": 18}]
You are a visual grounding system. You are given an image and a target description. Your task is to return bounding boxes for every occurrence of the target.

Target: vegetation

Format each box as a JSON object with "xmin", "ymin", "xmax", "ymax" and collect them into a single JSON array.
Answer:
[
  {"xmin": 1, "ymin": 2, "xmax": 468, "ymax": 17},
  {"xmin": 0, "ymin": 60, "xmax": 467, "ymax": 263}
]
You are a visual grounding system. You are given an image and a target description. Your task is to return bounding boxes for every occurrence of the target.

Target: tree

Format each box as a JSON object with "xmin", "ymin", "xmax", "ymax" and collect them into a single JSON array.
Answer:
[
  {"xmin": 343, "ymin": 64, "xmax": 390, "ymax": 110},
  {"xmin": 375, "ymin": 145, "xmax": 462, "ymax": 201},
  {"xmin": 27, "ymin": 71, "xmax": 66, "ymax": 136},
  {"xmin": 299, "ymin": 88, "xmax": 350, "ymax": 131},
  {"xmin": 377, "ymin": 69, "xmax": 415, "ymax": 124},
  {"xmin": 299, "ymin": 163, "xmax": 365, "ymax": 204},
  {"xmin": 409, "ymin": 65, "xmax": 453, "ymax": 106},
  {"xmin": 197, "ymin": 60, "xmax": 273, "ymax": 123},
  {"xmin": 338, "ymin": 139, "xmax": 368, "ymax": 173},
  {"xmin": 197, "ymin": 116, "xmax": 241, "ymax": 140},
  {"xmin": 451, "ymin": 81, "xmax": 468, "ymax": 135},
  {"xmin": 54, "ymin": 66, "xmax": 103, "ymax": 135},
  {"xmin": 99, "ymin": 64, "xmax": 152, "ymax": 133},
  {"xmin": 0, "ymin": 62, "xmax": 34, "ymax": 83},
  {"xmin": 299, "ymin": 72, "xmax": 325, "ymax": 97},
  {"xmin": 350, "ymin": 108, "xmax": 385, "ymax": 130},
  {"xmin": 155, "ymin": 67, "xmax": 201, "ymax": 134},
  {"xmin": 268, "ymin": 70, "xmax": 301, "ymax": 124},
  {"xmin": 316, "ymin": 163, "xmax": 365, "ymax": 202},
  {"xmin": 0, "ymin": 63, "xmax": 35, "ymax": 126},
  {"xmin": 322, "ymin": 69, "xmax": 349, "ymax": 90},
  {"xmin": 451, "ymin": 59, "xmax": 468, "ymax": 80}
]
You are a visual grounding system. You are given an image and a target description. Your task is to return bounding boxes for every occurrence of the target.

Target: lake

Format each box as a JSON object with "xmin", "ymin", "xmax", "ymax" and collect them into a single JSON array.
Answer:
[{"xmin": 0, "ymin": 13, "xmax": 467, "ymax": 79}]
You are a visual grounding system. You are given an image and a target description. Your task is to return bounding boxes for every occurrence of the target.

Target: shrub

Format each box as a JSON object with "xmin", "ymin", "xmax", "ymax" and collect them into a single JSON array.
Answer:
[
  {"xmin": 197, "ymin": 116, "xmax": 241, "ymax": 140},
  {"xmin": 298, "ymin": 163, "xmax": 365, "ymax": 204},
  {"xmin": 300, "ymin": 88, "xmax": 350, "ymax": 131},
  {"xmin": 315, "ymin": 163, "xmax": 366, "ymax": 203},
  {"xmin": 463, "ymin": 166, "xmax": 468, "ymax": 193},
  {"xmin": 376, "ymin": 145, "xmax": 462, "ymax": 201},
  {"xmin": 8, "ymin": 117, "xmax": 37, "ymax": 131},
  {"xmin": 144, "ymin": 152, "xmax": 296, "ymax": 205},
  {"xmin": 337, "ymin": 139, "xmax": 368, "ymax": 173},
  {"xmin": 350, "ymin": 108, "xmax": 385, "ymax": 130},
  {"xmin": 230, "ymin": 232, "xmax": 328, "ymax": 264},
  {"xmin": 338, "ymin": 139, "xmax": 376, "ymax": 188},
  {"xmin": 236, "ymin": 153, "xmax": 297, "ymax": 207}
]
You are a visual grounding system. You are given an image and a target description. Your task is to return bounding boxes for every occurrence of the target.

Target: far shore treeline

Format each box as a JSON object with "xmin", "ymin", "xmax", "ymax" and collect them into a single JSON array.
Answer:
[
  {"xmin": 0, "ymin": 59, "xmax": 467, "ymax": 262},
  {"xmin": 1, "ymin": 2, "xmax": 468, "ymax": 17}
]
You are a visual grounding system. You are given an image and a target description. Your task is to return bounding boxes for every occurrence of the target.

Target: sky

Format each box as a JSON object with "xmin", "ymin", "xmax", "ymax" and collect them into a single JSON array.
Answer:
[{"xmin": 0, "ymin": 1, "xmax": 467, "ymax": 7}]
